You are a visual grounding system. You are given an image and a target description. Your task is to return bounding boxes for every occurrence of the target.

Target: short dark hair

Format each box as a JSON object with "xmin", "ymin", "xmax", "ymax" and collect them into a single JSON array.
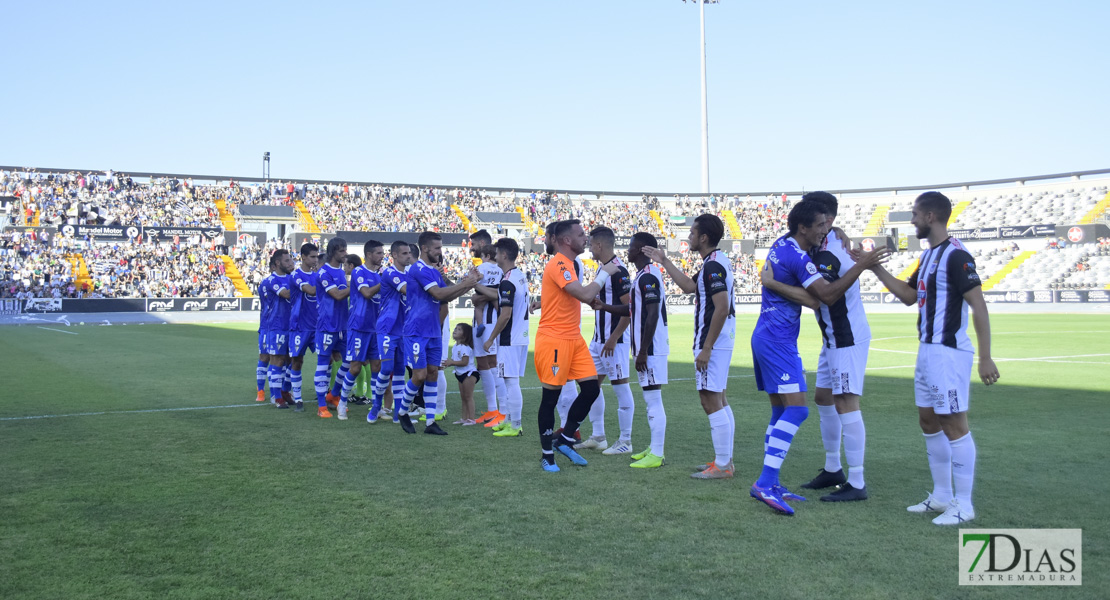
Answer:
[
  {"xmin": 479, "ymin": 245, "xmax": 496, "ymax": 260},
  {"xmin": 418, "ymin": 231, "xmax": 441, "ymax": 251},
  {"xmin": 390, "ymin": 240, "xmax": 409, "ymax": 254},
  {"xmin": 589, "ymin": 226, "xmax": 615, "ymax": 248},
  {"xmin": 915, "ymin": 191, "xmax": 952, "ymax": 224},
  {"xmin": 801, "ymin": 191, "xmax": 838, "ymax": 217},
  {"xmin": 552, "ymin": 219, "xmax": 580, "ymax": 239},
  {"xmin": 363, "ymin": 240, "xmax": 383, "ymax": 256},
  {"xmin": 345, "ymin": 254, "xmax": 362, "ymax": 267},
  {"xmin": 631, "ymin": 231, "xmax": 658, "ymax": 249},
  {"xmin": 493, "ymin": 237, "xmax": 519, "ymax": 262},
  {"xmin": 326, "ymin": 237, "xmax": 347, "ymax": 260},
  {"xmin": 409, "ymin": 243, "xmax": 420, "ymax": 260},
  {"xmin": 299, "ymin": 242, "xmax": 318, "ymax": 256},
  {"xmin": 544, "ymin": 221, "xmax": 561, "ymax": 254},
  {"xmin": 787, "ymin": 201, "xmax": 827, "ymax": 235},
  {"xmin": 692, "ymin": 214, "xmax": 724, "ymax": 247},
  {"xmin": 270, "ymin": 248, "xmax": 289, "ymax": 268},
  {"xmin": 469, "ymin": 229, "xmax": 492, "ymax": 246}
]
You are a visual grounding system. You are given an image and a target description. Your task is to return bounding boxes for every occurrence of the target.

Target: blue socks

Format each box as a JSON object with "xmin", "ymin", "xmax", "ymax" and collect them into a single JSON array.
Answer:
[
  {"xmin": 757, "ymin": 406, "xmax": 809, "ymax": 488},
  {"xmin": 765, "ymin": 405, "xmax": 785, "ymax": 452},
  {"xmin": 423, "ymin": 380, "xmax": 438, "ymax": 423},
  {"xmin": 314, "ymin": 356, "xmax": 330, "ymax": 407}
]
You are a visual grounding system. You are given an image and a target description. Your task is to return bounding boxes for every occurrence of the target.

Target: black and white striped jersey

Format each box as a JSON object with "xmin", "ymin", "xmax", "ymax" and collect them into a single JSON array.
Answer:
[
  {"xmin": 592, "ymin": 256, "xmax": 631, "ymax": 345},
  {"xmin": 811, "ymin": 229, "xmax": 870, "ymax": 349},
  {"xmin": 497, "ymin": 267, "xmax": 530, "ymax": 347},
  {"xmin": 693, "ymin": 249, "xmax": 736, "ymax": 352},
  {"xmin": 907, "ymin": 237, "xmax": 981, "ymax": 353},
  {"xmin": 477, "ymin": 261, "xmax": 503, "ymax": 326},
  {"xmin": 630, "ymin": 263, "xmax": 669, "ymax": 357}
]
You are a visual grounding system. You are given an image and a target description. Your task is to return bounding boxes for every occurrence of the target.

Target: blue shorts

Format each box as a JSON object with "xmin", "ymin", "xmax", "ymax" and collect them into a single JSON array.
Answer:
[
  {"xmin": 751, "ymin": 335, "xmax": 807, "ymax": 395},
  {"xmin": 404, "ymin": 335, "xmax": 442, "ymax": 370},
  {"xmin": 289, "ymin": 330, "xmax": 316, "ymax": 357},
  {"xmin": 258, "ymin": 330, "xmax": 268, "ymax": 354},
  {"xmin": 345, "ymin": 330, "xmax": 379, "ymax": 363},
  {"xmin": 316, "ymin": 330, "xmax": 346, "ymax": 358},
  {"xmin": 377, "ymin": 333, "xmax": 405, "ymax": 372},
  {"xmin": 265, "ymin": 330, "xmax": 289, "ymax": 356}
]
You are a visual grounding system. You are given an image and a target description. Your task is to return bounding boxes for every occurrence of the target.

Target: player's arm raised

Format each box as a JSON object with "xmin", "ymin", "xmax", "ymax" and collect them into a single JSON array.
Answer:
[
  {"xmin": 425, "ymin": 267, "xmax": 480, "ymax": 303},
  {"xmin": 806, "ymin": 246, "xmax": 890, "ymax": 306},
  {"xmin": 869, "ymin": 264, "xmax": 917, "ymax": 306},
  {"xmin": 561, "ymin": 261, "xmax": 621, "ymax": 303},
  {"xmin": 641, "ymin": 246, "xmax": 696, "ymax": 293},
  {"xmin": 759, "ymin": 261, "xmax": 819, "ymax": 310}
]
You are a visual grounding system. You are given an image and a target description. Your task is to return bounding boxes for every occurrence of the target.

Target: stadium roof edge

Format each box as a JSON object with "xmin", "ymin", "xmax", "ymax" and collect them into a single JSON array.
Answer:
[{"xmin": 3, "ymin": 165, "xmax": 1108, "ymax": 199}]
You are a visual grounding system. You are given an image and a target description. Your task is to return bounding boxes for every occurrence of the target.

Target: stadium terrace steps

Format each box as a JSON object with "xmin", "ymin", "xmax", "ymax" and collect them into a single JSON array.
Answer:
[
  {"xmin": 215, "ymin": 199, "xmax": 240, "ymax": 231},
  {"xmin": 981, "ymin": 250, "xmax": 1036, "ymax": 292},
  {"xmin": 64, "ymin": 253, "xmax": 91, "ymax": 290},
  {"xmin": 293, "ymin": 200, "xmax": 320, "ymax": 233},
  {"xmin": 31, "ymin": 208, "xmax": 40, "ymax": 226},
  {"xmin": 450, "ymin": 204, "xmax": 475, "ymax": 234},
  {"xmin": 515, "ymin": 207, "xmax": 540, "ymax": 234},
  {"xmin": 1079, "ymin": 191, "xmax": 1110, "ymax": 224},
  {"xmin": 723, "ymin": 210, "xmax": 743, "ymax": 239},
  {"xmin": 862, "ymin": 205, "xmax": 890, "ymax": 236},
  {"xmin": 948, "ymin": 200, "xmax": 972, "ymax": 227},
  {"xmin": 219, "ymin": 256, "xmax": 253, "ymax": 297},
  {"xmin": 581, "ymin": 258, "xmax": 598, "ymax": 271},
  {"xmin": 649, "ymin": 210, "xmax": 669, "ymax": 238},
  {"xmin": 883, "ymin": 258, "xmax": 920, "ymax": 293}
]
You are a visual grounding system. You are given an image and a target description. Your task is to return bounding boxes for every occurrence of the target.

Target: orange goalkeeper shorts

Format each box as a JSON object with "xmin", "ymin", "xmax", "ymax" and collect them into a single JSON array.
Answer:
[{"xmin": 533, "ymin": 332, "xmax": 597, "ymax": 387}]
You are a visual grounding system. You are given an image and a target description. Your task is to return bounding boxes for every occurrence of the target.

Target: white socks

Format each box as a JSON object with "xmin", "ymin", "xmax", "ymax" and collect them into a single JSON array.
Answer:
[
  {"xmin": 613, "ymin": 383, "xmax": 634, "ymax": 443},
  {"xmin": 643, "ymin": 389, "xmax": 666, "ymax": 456},
  {"xmin": 505, "ymin": 377, "xmax": 523, "ymax": 429},
  {"xmin": 437, "ymin": 370, "xmax": 447, "ymax": 417},
  {"xmin": 950, "ymin": 432, "xmax": 977, "ymax": 509},
  {"xmin": 839, "ymin": 410, "xmax": 866, "ymax": 489},
  {"xmin": 495, "ymin": 377, "xmax": 508, "ymax": 415},
  {"xmin": 588, "ymin": 387, "xmax": 606, "ymax": 439},
  {"xmin": 924, "ymin": 431, "xmax": 953, "ymax": 504},
  {"xmin": 818, "ymin": 404, "xmax": 842, "ymax": 473},
  {"xmin": 478, "ymin": 369, "xmax": 498, "ymax": 413},
  {"xmin": 708, "ymin": 406, "xmax": 734, "ymax": 468}
]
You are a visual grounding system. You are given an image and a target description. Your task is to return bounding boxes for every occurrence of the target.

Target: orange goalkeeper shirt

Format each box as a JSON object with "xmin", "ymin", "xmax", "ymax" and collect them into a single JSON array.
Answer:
[{"xmin": 537, "ymin": 253, "xmax": 585, "ymax": 339}]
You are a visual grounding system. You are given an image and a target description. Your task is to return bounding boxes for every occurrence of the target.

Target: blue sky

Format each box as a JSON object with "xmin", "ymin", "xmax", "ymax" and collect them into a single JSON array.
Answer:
[{"xmin": 4, "ymin": 0, "xmax": 1107, "ymax": 193}]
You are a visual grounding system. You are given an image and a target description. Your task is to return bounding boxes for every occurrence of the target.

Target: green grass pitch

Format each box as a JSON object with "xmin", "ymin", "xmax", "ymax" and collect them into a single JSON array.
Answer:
[{"xmin": 1, "ymin": 313, "xmax": 1107, "ymax": 599}]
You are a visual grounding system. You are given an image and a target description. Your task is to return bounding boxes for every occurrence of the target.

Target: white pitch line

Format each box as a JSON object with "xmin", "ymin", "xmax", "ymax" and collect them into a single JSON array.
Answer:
[
  {"xmin": 0, "ymin": 374, "xmax": 757, "ymax": 422},
  {"xmin": 37, "ymin": 327, "xmax": 77, "ymax": 335},
  {"xmin": 869, "ymin": 330, "xmax": 1110, "ymax": 343}
]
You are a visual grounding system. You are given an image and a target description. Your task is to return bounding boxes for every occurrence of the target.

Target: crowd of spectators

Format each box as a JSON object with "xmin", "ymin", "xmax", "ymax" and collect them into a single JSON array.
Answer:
[
  {"xmin": 81, "ymin": 239, "xmax": 235, "ymax": 298},
  {"xmin": 2, "ymin": 169, "xmax": 221, "ymax": 229},
  {"xmin": 1, "ymin": 230, "xmax": 75, "ymax": 299}
]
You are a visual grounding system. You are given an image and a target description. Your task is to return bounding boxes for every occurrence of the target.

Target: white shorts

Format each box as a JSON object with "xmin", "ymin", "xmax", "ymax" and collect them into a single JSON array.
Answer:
[
  {"xmin": 589, "ymin": 341, "xmax": 630, "ymax": 381},
  {"xmin": 636, "ymin": 355, "xmax": 669, "ymax": 387},
  {"xmin": 695, "ymin": 347, "xmax": 733, "ymax": 393},
  {"xmin": 497, "ymin": 344, "xmax": 528, "ymax": 379},
  {"xmin": 815, "ymin": 342, "xmax": 869, "ymax": 396},
  {"xmin": 914, "ymin": 343, "xmax": 973, "ymax": 415},
  {"xmin": 475, "ymin": 321, "xmax": 499, "ymax": 358}
]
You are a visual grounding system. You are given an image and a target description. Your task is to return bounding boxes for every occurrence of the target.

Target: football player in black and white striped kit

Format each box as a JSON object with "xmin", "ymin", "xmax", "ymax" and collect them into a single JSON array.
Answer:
[
  {"xmin": 483, "ymin": 238, "xmax": 530, "ymax": 437},
  {"xmin": 869, "ymin": 191, "xmax": 999, "ymax": 526},
  {"xmin": 644, "ymin": 214, "xmax": 738, "ymax": 479},
  {"xmin": 468, "ymin": 230, "xmax": 507, "ymax": 427},
  {"xmin": 575, "ymin": 226, "xmax": 635, "ymax": 455},
  {"xmin": 761, "ymin": 192, "xmax": 872, "ymax": 501},
  {"xmin": 595, "ymin": 232, "xmax": 669, "ymax": 468}
]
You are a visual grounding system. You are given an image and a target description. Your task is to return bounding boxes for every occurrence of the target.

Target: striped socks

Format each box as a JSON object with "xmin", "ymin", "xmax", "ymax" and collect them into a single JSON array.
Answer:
[{"xmin": 757, "ymin": 406, "xmax": 809, "ymax": 488}]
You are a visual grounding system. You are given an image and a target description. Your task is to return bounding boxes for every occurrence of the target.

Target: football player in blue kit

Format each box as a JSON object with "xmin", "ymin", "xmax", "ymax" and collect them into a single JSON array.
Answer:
[
  {"xmin": 370, "ymin": 241, "xmax": 413, "ymax": 424},
  {"xmin": 262, "ymin": 249, "xmax": 295, "ymax": 409},
  {"xmin": 287, "ymin": 243, "xmax": 319, "ymax": 412},
  {"xmin": 336, "ymin": 241, "xmax": 385, "ymax": 420},
  {"xmin": 751, "ymin": 200, "xmax": 888, "ymax": 515},
  {"xmin": 314, "ymin": 238, "xmax": 351, "ymax": 418},
  {"xmin": 397, "ymin": 232, "xmax": 480, "ymax": 435}
]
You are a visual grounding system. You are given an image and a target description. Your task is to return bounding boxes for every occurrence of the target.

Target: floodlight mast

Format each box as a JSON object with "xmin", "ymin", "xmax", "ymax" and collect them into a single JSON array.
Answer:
[{"xmin": 696, "ymin": 1, "xmax": 714, "ymax": 195}]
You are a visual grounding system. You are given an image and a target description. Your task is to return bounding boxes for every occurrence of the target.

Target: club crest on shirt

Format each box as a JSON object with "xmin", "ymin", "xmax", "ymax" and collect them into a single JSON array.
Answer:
[
  {"xmin": 563, "ymin": 271, "xmax": 572, "ymax": 282},
  {"xmin": 551, "ymin": 365, "xmax": 559, "ymax": 376}
]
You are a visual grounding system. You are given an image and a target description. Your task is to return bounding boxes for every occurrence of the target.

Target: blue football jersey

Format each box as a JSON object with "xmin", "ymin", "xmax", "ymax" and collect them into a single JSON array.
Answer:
[
  {"xmin": 289, "ymin": 268, "xmax": 318, "ymax": 331},
  {"xmin": 753, "ymin": 235, "xmax": 824, "ymax": 342},
  {"xmin": 257, "ymin": 278, "xmax": 273, "ymax": 332},
  {"xmin": 376, "ymin": 265, "xmax": 408, "ymax": 337},
  {"xmin": 348, "ymin": 265, "xmax": 381, "ymax": 332},
  {"xmin": 403, "ymin": 260, "xmax": 445, "ymax": 338},
  {"xmin": 315, "ymin": 263, "xmax": 349, "ymax": 333}
]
